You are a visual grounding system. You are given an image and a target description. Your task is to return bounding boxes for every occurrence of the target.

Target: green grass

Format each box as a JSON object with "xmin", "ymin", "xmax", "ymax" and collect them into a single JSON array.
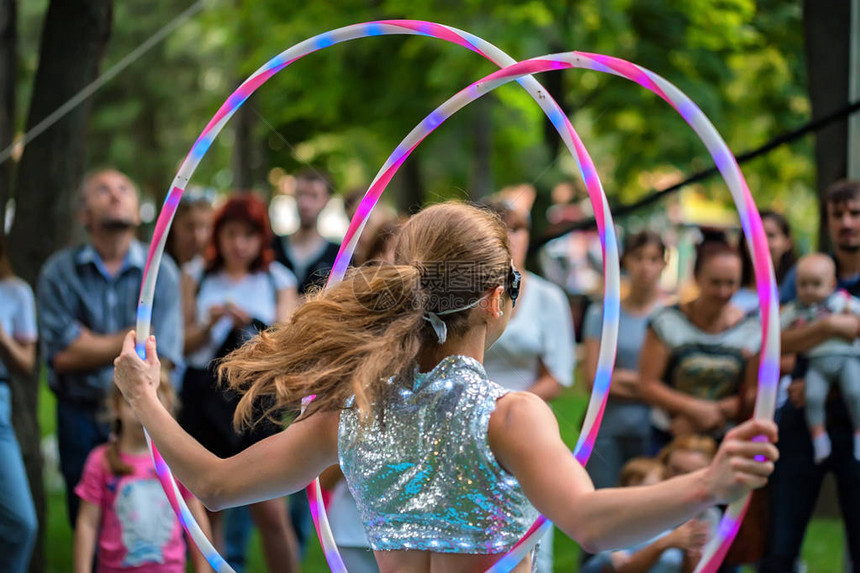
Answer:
[{"xmin": 40, "ymin": 379, "xmax": 846, "ymax": 572}]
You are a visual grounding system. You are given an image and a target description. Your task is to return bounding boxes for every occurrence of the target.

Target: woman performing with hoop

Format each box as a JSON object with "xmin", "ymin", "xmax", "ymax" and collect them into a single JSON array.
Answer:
[{"xmin": 114, "ymin": 202, "xmax": 777, "ymax": 573}]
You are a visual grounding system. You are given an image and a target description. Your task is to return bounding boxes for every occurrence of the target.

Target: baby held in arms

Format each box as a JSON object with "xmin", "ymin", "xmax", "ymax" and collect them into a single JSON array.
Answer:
[{"xmin": 781, "ymin": 253, "xmax": 860, "ymax": 463}]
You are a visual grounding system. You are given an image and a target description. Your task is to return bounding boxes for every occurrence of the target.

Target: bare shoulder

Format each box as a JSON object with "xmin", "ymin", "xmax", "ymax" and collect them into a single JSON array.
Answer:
[
  {"xmin": 489, "ymin": 392, "xmax": 564, "ymax": 476},
  {"xmin": 288, "ymin": 409, "xmax": 341, "ymax": 461},
  {"xmin": 302, "ymin": 408, "xmax": 341, "ymax": 436},
  {"xmin": 489, "ymin": 392, "xmax": 558, "ymax": 443}
]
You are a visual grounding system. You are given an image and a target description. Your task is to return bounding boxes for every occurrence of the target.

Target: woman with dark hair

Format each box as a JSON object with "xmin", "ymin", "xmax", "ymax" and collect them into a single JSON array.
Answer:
[
  {"xmin": 0, "ymin": 233, "xmax": 38, "ymax": 573},
  {"xmin": 640, "ymin": 240, "xmax": 761, "ymax": 451},
  {"xmin": 734, "ymin": 210, "xmax": 797, "ymax": 312},
  {"xmin": 584, "ymin": 230, "xmax": 667, "ymax": 489},
  {"xmin": 179, "ymin": 193, "xmax": 300, "ymax": 571},
  {"xmin": 760, "ymin": 210, "xmax": 796, "ymax": 286},
  {"xmin": 164, "ymin": 188, "xmax": 215, "ymax": 277}
]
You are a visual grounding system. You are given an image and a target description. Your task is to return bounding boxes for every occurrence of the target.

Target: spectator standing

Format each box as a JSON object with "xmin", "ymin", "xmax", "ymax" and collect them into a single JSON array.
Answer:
[
  {"xmin": 757, "ymin": 210, "xmax": 798, "ymax": 300},
  {"xmin": 482, "ymin": 199, "xmax": 575, "ymax": 573},
  {"xmin": 639, "ymin": 240, "xmax": 761, "ymax": 451},
  {"xmin": 584, "ymin": 231, "xmax": 667, "ymax": 489},
  {"xmin": 734, "ymin": 210, "xmax": 797, "ymax": 313},
  {"xmin": 761, "ymin": 181, "xmax": 860, "ymax": 572},
  {"xmin": 180, "ymin": 193, "xmax": 300, "ymax": 572},
  {"xmin": 272, "ymin": 169, "xmax": 340, "ymax": 295},
  {"xmin": 165, "ymin": 187, "xmax": 215, "ymax": 277},
  {"xmin": 0, "ymin": 233, "xmax": 39, "ymax": 573},
  {"xmin": 36, "ymin": 169, "xmax": 183, "ymax": 526}
]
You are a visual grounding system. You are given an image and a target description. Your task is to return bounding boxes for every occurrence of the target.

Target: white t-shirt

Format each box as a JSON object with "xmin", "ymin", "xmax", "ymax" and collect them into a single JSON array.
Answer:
[
  {"xmin": 186, "ymin": 262, "xmax": 296, "ymax": 368},
  {"xmin": 483, "ymin": 272, "xmax": 576, "ymax": 391},
  {"xmin": 0, "ymin": 277, "xmax": 37, "ymax": 379},
  {"xmin": 328, "ymin": 479, "xmax": 371, "ymax": 548}
]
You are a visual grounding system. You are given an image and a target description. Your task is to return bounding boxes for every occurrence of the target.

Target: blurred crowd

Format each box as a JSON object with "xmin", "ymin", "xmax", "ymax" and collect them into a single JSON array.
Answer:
[{"xmin": 1, "ymin": 168, "xmax": 859, "ymax": 573}]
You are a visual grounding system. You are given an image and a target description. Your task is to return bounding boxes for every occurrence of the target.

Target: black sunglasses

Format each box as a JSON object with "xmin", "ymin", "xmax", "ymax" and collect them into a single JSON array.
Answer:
[{"xmin": 508, "ymin": 266, "xmax": 522, "ymax": 308}]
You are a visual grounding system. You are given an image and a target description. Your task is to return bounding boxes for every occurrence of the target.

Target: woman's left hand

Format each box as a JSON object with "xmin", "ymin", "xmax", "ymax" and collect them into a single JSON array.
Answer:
[
  {"xmin": 113, "ymin": 331, "xmax": 161, "ymax": 404},
  {"xmin": 705, "ymin": 418, "xmax": 778, "ymax": 504}
]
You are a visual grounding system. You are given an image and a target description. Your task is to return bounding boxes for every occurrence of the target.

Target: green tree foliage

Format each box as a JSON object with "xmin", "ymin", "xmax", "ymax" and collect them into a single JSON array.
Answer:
[{"xmin": 17, "ymin": 0, "xmax": 813, "ymax": 235}]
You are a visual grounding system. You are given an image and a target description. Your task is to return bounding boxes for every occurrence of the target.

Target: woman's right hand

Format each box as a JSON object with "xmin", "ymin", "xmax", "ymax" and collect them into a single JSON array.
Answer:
[
  {"xmin": 113, "ymin": 331, "xmax": 161, "ymax": 404},
  {"xmin": 704, "ymin": 419, "xmax": 778, "ymax": 504}
]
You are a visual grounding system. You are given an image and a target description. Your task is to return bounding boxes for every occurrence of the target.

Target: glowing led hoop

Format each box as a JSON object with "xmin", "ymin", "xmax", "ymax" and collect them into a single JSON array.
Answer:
[{"xmin": 136, "ymin": 21, "xmax": 621, "ymax": 573}]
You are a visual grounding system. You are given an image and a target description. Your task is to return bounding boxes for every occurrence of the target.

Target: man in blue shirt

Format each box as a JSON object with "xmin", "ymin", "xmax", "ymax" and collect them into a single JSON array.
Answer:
[
  {"xmin": 37, "ymin": 169, "xmax": 182, "ymax": 526},
  {"xmin": 761, "ymin": 180, "xmax": 860, "ymax": 572}
]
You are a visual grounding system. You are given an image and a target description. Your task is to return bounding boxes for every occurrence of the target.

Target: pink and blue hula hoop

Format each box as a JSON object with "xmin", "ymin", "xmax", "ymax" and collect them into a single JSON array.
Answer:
[
  {"xmin": 436, "ymin": 52, "xmax": 778, "ymax": 573},
  {"xmin": 135, "ymin": 22, "xmax": 778, "ymax": 573},
  {"xmin": 135, "ymin": 20, "xmax": 620, "ymax": 573}
]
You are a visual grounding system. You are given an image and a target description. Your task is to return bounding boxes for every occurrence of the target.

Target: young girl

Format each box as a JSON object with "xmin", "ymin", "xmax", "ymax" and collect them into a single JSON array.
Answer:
[
  {"xmin": 114, "ymin": 202, "xmax": 778, "ymax": 573},
  {"xmin": 74, "ymin": 377, "xmax": 212, "ymax": 573},
  {"xmin": 583, "ymin": 453, "xmax": 711, "ymax": 573}
]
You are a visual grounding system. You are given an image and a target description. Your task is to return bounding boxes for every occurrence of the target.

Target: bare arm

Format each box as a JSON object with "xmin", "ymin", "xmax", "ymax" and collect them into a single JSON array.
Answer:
[
  {"xmin": 638, "ymin": 329, "xmax": 724, "ymax": 431},
  {"xmin": 489, "ymin": 392, "xmax": 777, "ymax": 553},
  {"xmin": 583, "ymin": 338, "xmax": 639, "ymax": 399},
  {"xmin": 186, "ymin": 496, "xmax": 214, "ymax": 572},
  {"xmin": 113, "ymin": 332, "xmax": 339, "ymax": 511},
  {"xmin": 0, "ymin": 326, "xmax": 36, "ymax": 375},
  {"xmin": 782, "ymin": 314, "xmax": 860, "ymax": 354},
  {"xmin": 526, "ymin": 359, "xmax": 564, "ymax": 401},
  {"xmin": 53, "ymin": 327, "xmax": 127, "ymax": 374},
  {"xmin": 276, "ymin": 286, "xmax": 299, "ymax": 324},
  {"xmin": 74, "ymin": 500, "xmax": 101, "ymax": 573}
]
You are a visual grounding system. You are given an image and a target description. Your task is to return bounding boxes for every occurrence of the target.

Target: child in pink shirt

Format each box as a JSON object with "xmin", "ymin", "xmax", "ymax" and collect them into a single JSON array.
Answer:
[{"xmin": 74, "ymin": 377, "xmax": 212, "ymax": 573}]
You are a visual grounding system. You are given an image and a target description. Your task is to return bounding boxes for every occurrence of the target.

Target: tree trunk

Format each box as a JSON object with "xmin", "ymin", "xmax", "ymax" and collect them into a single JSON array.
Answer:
[
  {"xmin": 232, "ymin": 98, "xmax": 260, "ymax": 192},
  {"xmin": 0, "ymin": 0, "xmax": 15, "ymax": 224},
  {"xmin": 804, "ymin": 0, "xmax": 851, "ymax": 250},
  {"xmin": 470, "ymin": 97, "xmax": 493, "ymax": 201},
  {"xmin": 396, "ymin": 155, "xmax": 425, "ymax": 215},
  {"xmin": 6, "ymin": 2, "xmax": 112, "ymax": 572},
  {"xmin": 8, "ymin": 0, "xmax": 113, "ymax": 285},
  {"xmin": 540, "ymin": 48, "xmax": 565, "ymax": 163}
]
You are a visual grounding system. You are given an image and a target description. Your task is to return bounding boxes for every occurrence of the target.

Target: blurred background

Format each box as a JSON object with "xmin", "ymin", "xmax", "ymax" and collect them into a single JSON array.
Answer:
[{"xmin": 1, "ymin": 0, "xmax": 856, "ymax": 571}]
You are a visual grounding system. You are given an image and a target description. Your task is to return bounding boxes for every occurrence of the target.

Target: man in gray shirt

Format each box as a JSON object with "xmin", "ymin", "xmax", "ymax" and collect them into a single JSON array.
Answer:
[{"xmin": 37, "ymin": 169, "xmax": 182, "ymax": 526}]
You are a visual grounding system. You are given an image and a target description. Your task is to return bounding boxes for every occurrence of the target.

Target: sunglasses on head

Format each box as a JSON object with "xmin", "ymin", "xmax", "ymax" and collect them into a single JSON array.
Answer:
[{"xmin": 507, "ymin": 266, "xmax": 522, "ymax": 308}]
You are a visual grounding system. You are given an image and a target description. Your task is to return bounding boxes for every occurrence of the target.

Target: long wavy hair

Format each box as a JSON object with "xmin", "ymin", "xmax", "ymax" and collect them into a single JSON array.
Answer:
[{"xmin": 219, "ymin": 202, "xmax": 512, "ymax": 428}]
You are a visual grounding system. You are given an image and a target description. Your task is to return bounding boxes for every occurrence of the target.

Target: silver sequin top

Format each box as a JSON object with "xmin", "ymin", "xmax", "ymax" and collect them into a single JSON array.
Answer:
[{"xmin": 338, "ymin": 355, "xmax": 539, "ymax": 554}]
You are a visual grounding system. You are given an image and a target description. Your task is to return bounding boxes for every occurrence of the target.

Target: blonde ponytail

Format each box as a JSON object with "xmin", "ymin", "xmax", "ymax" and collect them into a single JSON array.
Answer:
[
  {"xmin": 221, "ymin": 264, "xmax": 427, "ymax": 427},
  {"xmin": 220, "ymin": 201, "xmax": 512, "ymax": 429}
]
